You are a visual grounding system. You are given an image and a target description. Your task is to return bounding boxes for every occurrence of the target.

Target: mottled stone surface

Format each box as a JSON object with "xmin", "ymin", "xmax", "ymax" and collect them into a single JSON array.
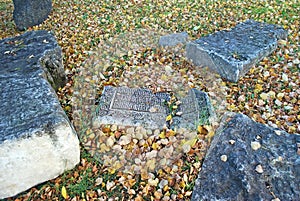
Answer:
[
  {"xmin": 186, "ymin": 20, "xmax": 288, "ymax": 82},
  {"xmin": 192, "ymin": 112, "xmax": 300, "ymax": 201},
  {"xmin": 159, "ymin": 32, "xmax": 189, "ymax": 47},
  {"xmin": 13, "ymin": 0, "xmax": 52, "ymax": 30},
  {"xmin": 0, "ymin": 30, "xmax": 66, "ymax": 91},
  {"xmin": 172, "ymin": 88, "xmax": 216, "ymax": 129},
  {"xmin": 0, "ymin": 31, "xmax": 79, "ymax": 199},
  {"xmin": 94, "ymin": 86, "xmax": 215, "ymax": 130}
]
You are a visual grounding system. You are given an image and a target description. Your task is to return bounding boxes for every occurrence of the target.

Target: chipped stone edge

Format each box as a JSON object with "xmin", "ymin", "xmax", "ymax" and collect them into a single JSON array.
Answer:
[{"xmin": 0, "ymin": 122, "xmax": 80, "ymax": 199}]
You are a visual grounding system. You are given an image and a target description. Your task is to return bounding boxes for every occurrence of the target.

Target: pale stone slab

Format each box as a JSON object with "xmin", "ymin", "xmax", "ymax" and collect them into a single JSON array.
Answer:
[
  {"xmin": 94, "ymin": 86, "xmax": 170, "ymax": 129},
  {"xmin": 186, "ymin": 20, "xmax": 287, "ymax": 82},
  {"xmin": 94, "ymin": 86, "xmax": 215, "ymax": 130},
  {"xmin": 159, "ymin": 32, "xmax": 189, "ymax": 47},
  {"xmin": 0, "ymin": 31, "xmax": 80, "ymax": 199}
]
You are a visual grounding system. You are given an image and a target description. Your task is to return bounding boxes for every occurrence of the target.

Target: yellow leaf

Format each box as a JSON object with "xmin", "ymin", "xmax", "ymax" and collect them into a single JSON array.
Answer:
[
  {"xmin": 254, "ymin": 84, "xmax": 263, "ymax": 93},
  {"xmin": 183, "ymin": 138, "xmax": 197, "ymax": 147},
  {"xmin": 165, "ymin": 129, "xmax": 176, "ymax": 137},
  {"xmin": 61, "ymin": 186, "xmax": 67, "ymax": 199},
  {"xmin": 197, "ymin": 125, "xmax": 208, "ymax": 134},
  {"xmin": 159, "ymin": 132, "xmax": 165, "ymax": 139},
  {"xmin": 152, "ymin": 142, "xmax": 159, "ymax": 150},
  {"xmin": 166, "ymin": 115, "xmax": 172, "ymax": 121}
]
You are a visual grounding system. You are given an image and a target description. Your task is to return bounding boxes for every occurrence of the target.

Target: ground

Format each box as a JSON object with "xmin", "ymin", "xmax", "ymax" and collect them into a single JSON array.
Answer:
[{"xmin": 0, "ymin": 0, "xmax": 299, "ymax": 200}]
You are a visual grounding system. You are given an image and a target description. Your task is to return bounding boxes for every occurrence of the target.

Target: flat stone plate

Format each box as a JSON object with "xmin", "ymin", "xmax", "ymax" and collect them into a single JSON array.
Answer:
[
  {"xmin": 94, "ymin": 86, "xmax": 215, "ymax": 130},
  {"xmin": 186, "ymin": 20, "xmax": 288, "ymax": 82}
]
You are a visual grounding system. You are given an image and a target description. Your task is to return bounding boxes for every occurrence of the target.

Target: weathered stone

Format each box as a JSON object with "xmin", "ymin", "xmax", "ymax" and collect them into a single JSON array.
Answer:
[
  {"xmin": 186, "ymin": 20, "xmax": 288, "ymax": 82},
  {"xmin": 94, "ymin": 86, "xmax": 215, "ymax": 130},
  {"xmin": 191, "ymin": 112, "xmax": 300, "ymax": 201},
  {"xmin": 0, "ymin": 31, "xmax": 79, "ymax": 199},
  {"xmin": 172, "ymin": 88, "xmax": 216, "ymax": 129},
  {"xmin": 0, "ymin": 30, "xmax": 66, "ymax": 91},
  {"xmin": 13, "ymin": 0, "xmax": 52, "ymax": 31},
  {"xmin": 159, "ymin": 32, "xmax": 189, "ymax": 47}
]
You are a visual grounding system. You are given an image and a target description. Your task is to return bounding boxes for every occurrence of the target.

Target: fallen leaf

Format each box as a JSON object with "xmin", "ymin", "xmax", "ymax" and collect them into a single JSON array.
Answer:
[{"xmin": 61, "ymin": 186, "xmax": 67, "ymax": 199}]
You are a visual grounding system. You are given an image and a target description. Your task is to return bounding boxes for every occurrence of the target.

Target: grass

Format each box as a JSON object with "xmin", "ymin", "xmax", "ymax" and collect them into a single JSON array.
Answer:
[{"xmin": 0, "ymin": 0, "xmax": 299, "ymax": 200}]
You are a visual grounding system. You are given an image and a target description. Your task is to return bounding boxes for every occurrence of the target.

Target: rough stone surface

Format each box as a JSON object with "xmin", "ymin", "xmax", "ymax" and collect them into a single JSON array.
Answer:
[
  {"xmin": 159, "ymin": 32, "xmax": 189, "ymax": 47},
  {"xmin": 0, "ymin": 30, "xmax": 66, "ymax": 91},
  {"xmin": 0, "ymin": 31, "xmax": 80, "ymax": 199},
  {"xmin": 13, "ymin": 0, "xmax": 52, "ymax": 31},
  {"xmin": 186, "ymin": 20, "xmax": 288, "ymax": 82},
  {"xmin": 94, "ymin": 86, "xmax": 215, "ymax": 130},
  {"xmin": 191, "ymin": 112, "xmax": 300, "ymax": 201}
]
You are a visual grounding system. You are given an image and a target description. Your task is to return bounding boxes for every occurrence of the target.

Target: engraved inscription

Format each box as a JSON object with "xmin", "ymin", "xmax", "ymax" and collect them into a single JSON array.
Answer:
[
  {"xmin": 111, "ymin": 88, "xmax": 166, "ymax": 112},
  {"xmin": 95, "ymin": 86, "xmax": 215, "ymax": 130}
]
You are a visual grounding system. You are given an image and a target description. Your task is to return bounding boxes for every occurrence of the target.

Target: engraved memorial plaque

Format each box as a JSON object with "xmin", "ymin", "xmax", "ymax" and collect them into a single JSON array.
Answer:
[
  {"xmin": 94, "ymin": 86, "xmax": 170, "ymax": 129},
  {"xmin": 94, "ymin": 86, "xmax": 216, "ymax": 130}
]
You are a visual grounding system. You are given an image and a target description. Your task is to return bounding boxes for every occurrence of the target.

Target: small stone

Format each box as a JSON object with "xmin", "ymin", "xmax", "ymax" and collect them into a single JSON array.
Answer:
[
  {"xmin": 106, "ymin": 136, "xmax": 115, "ymax": 147},
  {"xmin": 154, "ymin": 129, "xmax": 160, "ymax": 136},
  {"xmin": 95, "ymin": 177, "xmax": 103, "ymax": 186},
  {"xmin": 277, "ymin": 92, "xmax": 285, "ymax": 100},
  {"xmin": 106, "ymin": 181, "xmax": 115, "ymax": 191},
  {"xmin": 271, "ymin": 198, "xmax": 280, "ymax": 201},
  {"xmin": 255, "ymin": 164, "xmax": 264, "ymax": 173},
  {"xmin": 258, "ymin": 99, "xmax": 265, "ymax": 106},
  {"xmin": 159, "ymin": 179, "xmax": 168, "ymax": 189},
  {"xmin": 160, "ymin": 139, "xmax": 169, "ymax": 145},
  {"xmin": 133, "ymin": 132, "xmax": 143, "ymax": 140},
  {"xmin": 268, "ymin": 91, "xmax": 276, "ymax": 98},
  {"xmin": 263, "ymin": 71, "xmax": 270, "ymax": 77},
  {"xmin": 275, "ymin": 99, "xmax": 282, "ymax": 106},
  {"xmin": 154, "ymin": 190, "xmax": 163, "ymax": 199},
  {"xmin": 159, "ymin": 158, "xmax": 167, "ymax": 166},
  {"xmin": 282, "ymin": 73, "xmax": 288, "ymax": 82},
  {"xmin": 146, "ymin": 150, "xmax": 158, "ymax": 159},
  {"xmin": 274, "ymin": 130, "xmax": 282, "ymax": 135},
  {"xmin": 229, "ymin": 140, "xmax": 236, "ymax": 145},
  {"xmin": 111, "ymin": 124, "xmax": 118, "ymax": 132},
  {"xmin": 140, "ymin": 127, "xmax": 147, "ymax": 136},
  {"xmin": 146, "ymin": 129, "xmax": 152, "ymax": 135},
  {"xmin": 251, "ymin": 141, "xmax": 261, "ymax": 150},
  {"xmin": 293, "ymin": 58, "xmax": 299, "ymax": 64},
  {"xmin": 126, "ymin": 127, "xmax": 135, "ymax": 135},
  {"xmin": 238, "ymin": 95, "xmax": 245, "ymax": 102},
  {"xmin": 134, "ymin": 158, "xmax": 141, "ymax": 164},
  {"xmin": 260, "ymin": 93, "xmax": 268, "ymax": 100},
  {"xmin": 220, "ymin": 155, "xmax": 228, "ymax": 162},
  {"xmin": 119, "ymin": 135, "xmax": 131, "ymax": 145},
  {"xmin": 182, "ymin": 144, "xmax": 191, "ymax": 153},
  {"xmin": 148, "ymin": 178, "xmax": 159, "ymax": 186}
]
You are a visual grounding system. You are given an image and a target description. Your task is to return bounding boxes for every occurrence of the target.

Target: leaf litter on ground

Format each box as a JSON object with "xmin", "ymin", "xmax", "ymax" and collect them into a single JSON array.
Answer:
[{"xmin": 1, "ymin": 0, "xmax": 299, "ymax": 200}]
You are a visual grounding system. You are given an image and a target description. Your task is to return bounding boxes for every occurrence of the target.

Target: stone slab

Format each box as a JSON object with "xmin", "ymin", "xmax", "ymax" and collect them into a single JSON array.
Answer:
[
  {"xmin": 159, "ymin": 32, "xmax": 189, "ymax": 47},
  {"xmin": 186, "ymin": 20, "xmax": 288, "ymax": 82},
  {"xmin": 191, "ymin": 112, "xmax": 300, "ymax": 201},
  {"xmin": 0, "ymin": 30, "xmax": 66, "ymax": 91},
  {"xmin": 94, "ymin": 86, "xmax": 215, "ymax": 130},
  {"xmin": 0, "ymin": 31, "xmax": 80, "ymax": 199},
  {"xmin": 13, "ymin": 0, "xmax": 52, "ymax": 31}
]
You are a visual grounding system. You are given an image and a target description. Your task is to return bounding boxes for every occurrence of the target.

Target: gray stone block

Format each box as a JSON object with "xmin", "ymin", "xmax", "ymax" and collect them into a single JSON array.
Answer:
[
  {"xmin": 191, "ymin": 112, "xmax": 300, "ymax": 201},
  {"xmin": 0, "ymin": 30, "xmax": 66, "ymax": 91},
  {"xmin": 159, "ymin": 32, "xmax": 189, "ymax": 47},
  {"xmin": 186, "ymin": 20, "xmax": 287, "ymax": 82},
  {"xmin": 13, "ymin": 0, "xmax": 52, "ymax": 31},
  {"xmin": 94, "ymin": 86, "xmax": 215, "ymax": 130},
  {"xmin": 0, "ymin": 31, "xmax": 80, "ymax": 199}
]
